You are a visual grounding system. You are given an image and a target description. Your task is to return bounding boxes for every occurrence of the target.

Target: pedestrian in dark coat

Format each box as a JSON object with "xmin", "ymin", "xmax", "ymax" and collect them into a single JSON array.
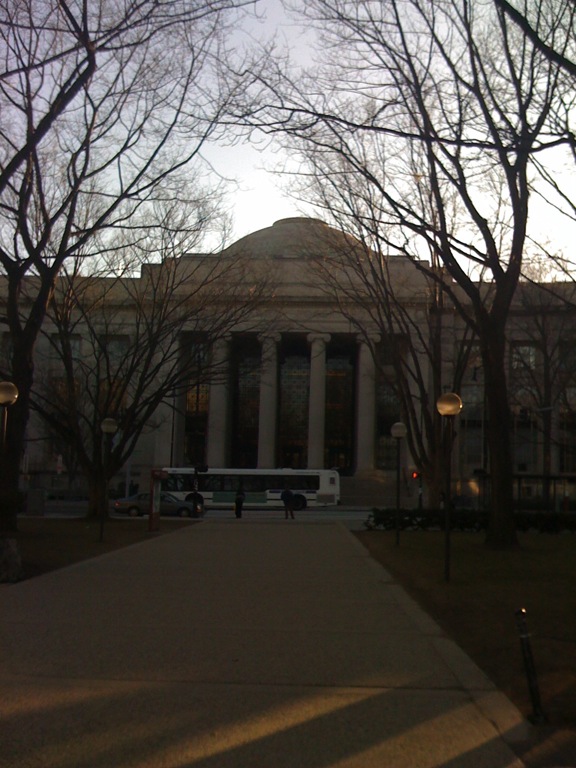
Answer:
[
  {"xmin": 234, "ymin": 487, "xmax": 245, "ymax": 518},
  {"xmin": 281, "ymin": 487, "xmax": 295, "ymax": 519}
]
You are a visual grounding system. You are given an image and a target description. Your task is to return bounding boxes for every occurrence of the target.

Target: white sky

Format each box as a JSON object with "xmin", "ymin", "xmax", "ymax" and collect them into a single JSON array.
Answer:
[
  {"xmin": 202, "ymin": 0, "xmax": 316, "ymax": 242},
  {"xmin": 205, "ymin": 0, "xmax": 575, "ymax": 260},
  {"xmin": 203, "ymin": 142, "xmax": 310, "ymax": 241}
]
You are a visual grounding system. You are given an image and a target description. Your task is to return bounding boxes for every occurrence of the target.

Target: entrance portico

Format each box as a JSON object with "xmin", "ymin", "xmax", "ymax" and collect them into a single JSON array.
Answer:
[{"xmin": 195, "ymin": 332, "xmax": 380, "ymax": 473}]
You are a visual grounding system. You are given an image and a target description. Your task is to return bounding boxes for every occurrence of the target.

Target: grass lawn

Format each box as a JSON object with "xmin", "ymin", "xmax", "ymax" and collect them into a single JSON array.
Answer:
[
  {"xmin": 15, "ymin": 516, "xmax": 196, "ymax": 578},
  {"xmin": 9, "ymin": 516, "xmax": 576, "ymax": 766},
  {"xmin": 354, "ymin": 528, "xmax": 576, "ymax": 766},
  {"xmin": 354, "ymin": 529, "xmax": 576, "ymax": 724}
]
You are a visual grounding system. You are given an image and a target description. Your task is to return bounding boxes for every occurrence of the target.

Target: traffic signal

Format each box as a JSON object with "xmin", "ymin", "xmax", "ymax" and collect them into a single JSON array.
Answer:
[{"xmin": 411, "ymin": 470, "xmax": 421, "ymax": 480}]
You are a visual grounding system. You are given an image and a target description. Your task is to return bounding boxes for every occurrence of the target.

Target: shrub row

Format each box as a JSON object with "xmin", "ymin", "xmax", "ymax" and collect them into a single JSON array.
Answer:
[{"xmin": 364, "ymin": 508, "xmax": 576, "ymax": 533}]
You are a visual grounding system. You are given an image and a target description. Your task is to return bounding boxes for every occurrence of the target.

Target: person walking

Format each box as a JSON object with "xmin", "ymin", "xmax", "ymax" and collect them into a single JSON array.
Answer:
[
  {"xmin": 234, "ymin": 486, "xmax": 245, "ymax": 519},
  {"xmin": 281, "ymin": 487, "xmax": 295, "ymax": 520}
]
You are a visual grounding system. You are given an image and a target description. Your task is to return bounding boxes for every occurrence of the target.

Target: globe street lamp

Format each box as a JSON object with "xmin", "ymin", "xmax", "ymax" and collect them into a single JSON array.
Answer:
[
  {"xmin": 391, "ymin": 421, "xmax": 407, "ymax": 546},
  {"xmin": 100, "ymin": 417, "xmax": 118, "ymax": 542},
  {"xmin": 436, "ymin": 393, "xmax": 463, "ymax": 582}
]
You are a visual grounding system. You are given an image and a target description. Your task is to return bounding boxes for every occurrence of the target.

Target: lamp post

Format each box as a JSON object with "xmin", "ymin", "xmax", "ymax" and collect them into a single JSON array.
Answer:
[
  {"xmin": 436, "ymin": 393, "xmax": 462, "ymax": 582},
  {"xmin": 100, "ymin": 417, "xmax": 118, "ymax": 542},
  {"xmin": 391, "ymin": 421, "xmax": 407, "ymax": 546}
]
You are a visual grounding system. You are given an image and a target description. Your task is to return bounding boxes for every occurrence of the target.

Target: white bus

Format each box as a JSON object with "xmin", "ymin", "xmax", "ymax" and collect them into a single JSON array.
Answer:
[{"xmin": 161, "ymin": 467, "xmax": 340, "ymax": 511}]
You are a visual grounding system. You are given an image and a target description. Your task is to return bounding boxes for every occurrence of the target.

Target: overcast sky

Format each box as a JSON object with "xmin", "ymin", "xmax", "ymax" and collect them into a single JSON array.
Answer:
[
  {"xmin": 202, "ymin": 0, "xmax": 316, "ymax": 243},
  {"xmin": 205, "ymin": 0, "xmax": 575, "ymax": 262}
]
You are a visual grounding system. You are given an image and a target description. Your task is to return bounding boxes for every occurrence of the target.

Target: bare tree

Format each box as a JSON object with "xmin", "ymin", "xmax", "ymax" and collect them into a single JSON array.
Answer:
[
  {"xmin": 293, "ymin": 171, "xmax": 475, "ymax": 505},
  {"xmin": 32, "ymin": 207, "xmax": 269, "ymax": 520},
  {"xmin": 0, "ymin": 0, "xmax": 261, "ymax": 536},
  {"xmin": 0, "ymin": 0, "xmax": 257, "ymax": 194},
  {"xmin": 493, "ymin": 0, "xmax": 576, "ymax": 78},
  {"xmin": 492, "ymin": 0, "xmax": 576, "ymax": 269},
  {"xmin": 507, "ymin": 279, "xmax": 576, "ymax": 502},
  {"xmin": 243, "ymin": 0, "xmax": 572, "ymax": 545}
]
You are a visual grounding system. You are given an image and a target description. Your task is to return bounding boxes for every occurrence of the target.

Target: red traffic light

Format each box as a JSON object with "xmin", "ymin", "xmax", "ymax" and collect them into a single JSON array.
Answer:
[{"xmin": 411, "ymin": 470, "xmax": 420, "ymax": 480}]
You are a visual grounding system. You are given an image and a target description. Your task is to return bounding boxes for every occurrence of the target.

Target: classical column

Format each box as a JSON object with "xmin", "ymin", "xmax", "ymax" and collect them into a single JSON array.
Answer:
[
  {"xmin": 206, "ymin": 336, "xmax": 230, "ymax": 467},
  {"xmin": 356, "ymin": 335, "xmax": 380, "ymax": 471},
  {"xmin": 257, "ymin": 333, "xmax": 281, "ymax": 468},
  {"xmin": 307, "ymin": 333, "xmax": 331, "ymax": 468},
  {"xmin": 154, "ymin": 399, "xmax": 176, "ymax": 467}
]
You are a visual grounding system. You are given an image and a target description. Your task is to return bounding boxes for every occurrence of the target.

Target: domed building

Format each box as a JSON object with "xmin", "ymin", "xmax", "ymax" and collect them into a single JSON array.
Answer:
[
  {"xmin": 10, "ymin": 215, "xmax": 576, "ymax": 510},
  {"xmin": 167, "ymin": 217, "xmax": 414, "ymax": 485},
  {"xmin": 4, "ymin": 215, "xmax": 424, "ymax": 507}
]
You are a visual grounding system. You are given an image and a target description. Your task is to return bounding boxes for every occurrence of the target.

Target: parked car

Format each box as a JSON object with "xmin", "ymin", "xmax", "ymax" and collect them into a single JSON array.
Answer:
[{"xmin": 112, "ymin": 492, "xmax": 203, "ymax": 518}]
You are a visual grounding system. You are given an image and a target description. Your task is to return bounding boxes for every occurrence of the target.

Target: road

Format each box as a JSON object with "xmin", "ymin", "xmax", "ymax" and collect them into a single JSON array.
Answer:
[
  {"xmin": 201, "ymin": 505, "xmax": 371, "ymax": 529},
  {"xmin": 35, "ymin": 500, "xmax": 372, "ymax": 530}
]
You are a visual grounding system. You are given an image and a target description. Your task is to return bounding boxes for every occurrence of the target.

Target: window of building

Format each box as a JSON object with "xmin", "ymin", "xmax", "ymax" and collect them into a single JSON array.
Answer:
[
  {"xmin": 49, "ymin": 333, "xmax": 82, "ymax": 372},
  {"xmin": 278, "ymin": 356, "xmax": 309, "ymax": 468},
  {"xmin": 185, "ymin": 381, "xmax": 209, "ymax": 464},
  {"xmin": 559, "ymin": 340, "xmax": 576, "ymax": 375},
  {"xmin": 97, "ymin": 379, "xmax": 127, "ymax": 413},
  {"xmin": 325, "ymin": 346, "xmax": 355, "ymax": 473},
  {"xmin": 51, "ymin": 376, "xmax": 80, "ymax": 402},
  {"xmin": 230, "ymin": 337, "xmax": 260, "ymax": 468},
  {"xmin": 279, "ymin": 338, "xmax": 310, "ymax": 468},
  {"xmin": 511, "ymin": 343, "xmax": 537, "ymax": 371},
  {"xmin": 100, "ymin": 334, "xmax": 130, "ymax": 365},
  {"xmin": 184, "ymin": 338, "xmax": 209, "ymax": 466},
  {"xmin": 375, "ymin": 380, "xmax": 400, "ymax": 470},
  {"xmin": 375, "ymin": 342, "xmax": 401, "ymax": 470},
  {"xmin": 513, "ymin": 409, "xmax": 538, "ymax": 473},
  {"xmin": 560, "ymin": 410, "xmax": 576, "ymax": 473}
]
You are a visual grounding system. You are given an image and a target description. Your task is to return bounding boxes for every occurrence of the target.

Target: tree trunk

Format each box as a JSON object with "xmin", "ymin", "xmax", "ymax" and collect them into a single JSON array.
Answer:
[
  {"xmin": 482, "ymin": 327, "xmax": 518, "ymax": 548},
  {"xmin": 0, "ymin": 365, "xmax": 33, "ymax": 532},
  {"xmin": 0, "ymin": 538, "xmax": 22, "ymax": 582},
  {"xmin": 0, "ymin": 375, "xmax": 29, "ymax": 581},
  {"xmin": 422, "ymin": 421, "xmax": 446, "ymax": 508},
  {"xmin": 87, "ymin": 473, "xmax": 109, "ymax": 521},
  {"xmin": 541, "ymin": 369, "xmax": 553, "ymax": 509}
]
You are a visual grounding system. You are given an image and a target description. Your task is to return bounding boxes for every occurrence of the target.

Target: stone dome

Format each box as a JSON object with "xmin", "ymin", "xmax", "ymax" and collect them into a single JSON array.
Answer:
[{"xmin": 221, "ymin": 217, "xmax": 363, "ymax": 260}]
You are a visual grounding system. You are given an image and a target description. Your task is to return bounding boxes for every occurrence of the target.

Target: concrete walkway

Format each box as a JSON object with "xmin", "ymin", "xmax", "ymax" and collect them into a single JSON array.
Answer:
[{"xmin": 0, "ymin": 521, "xmax": 530, "ymax": 767}]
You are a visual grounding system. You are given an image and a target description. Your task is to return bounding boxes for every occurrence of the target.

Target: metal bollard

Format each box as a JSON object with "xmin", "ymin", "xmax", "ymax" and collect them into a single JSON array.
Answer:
[{"xmin": 515, "ymin": 607, "xmax": 546, "ymax": 723}]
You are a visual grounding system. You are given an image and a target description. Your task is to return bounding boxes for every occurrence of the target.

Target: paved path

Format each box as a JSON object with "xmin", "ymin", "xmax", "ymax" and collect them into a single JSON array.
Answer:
[{"xmin": 0, "ymin": 521, "xmax": 529, "ymax": 767}]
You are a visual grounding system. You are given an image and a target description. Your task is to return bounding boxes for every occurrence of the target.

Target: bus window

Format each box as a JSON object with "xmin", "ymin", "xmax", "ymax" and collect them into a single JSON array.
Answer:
[
  {"xmin": 198, "ymin": 474, "xmax": 222, "ymax": 492},
  {"xmin": 163, "ymin": 474, "xmax": 190, "ymax": 493}
]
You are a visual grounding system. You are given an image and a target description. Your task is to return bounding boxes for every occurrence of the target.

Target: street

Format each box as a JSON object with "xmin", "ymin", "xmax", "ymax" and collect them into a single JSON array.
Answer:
[{"xmin": 33, "ymin": 500, "xmax": 372, "ymax": 530}]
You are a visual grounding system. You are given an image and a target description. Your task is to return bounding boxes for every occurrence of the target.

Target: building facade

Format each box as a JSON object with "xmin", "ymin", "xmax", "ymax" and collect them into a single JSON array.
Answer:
[
  {"xmin": 3, "ymin": 216, "xmax": 576, "ymax": 507},
  {"xmin": 164, "ymin": 218, "xmax": 412, "ymax": 487}
]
